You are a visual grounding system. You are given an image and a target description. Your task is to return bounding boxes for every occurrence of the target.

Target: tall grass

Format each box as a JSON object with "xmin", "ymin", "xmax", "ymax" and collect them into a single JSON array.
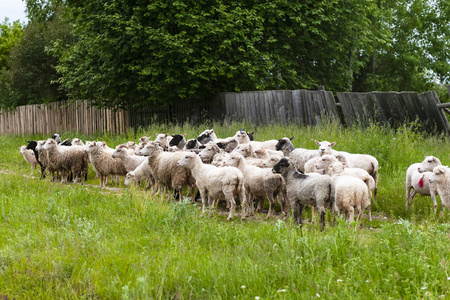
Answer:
[{"xmin": 2, "ymin": 121, "xmax": 450, "ymax": 298}]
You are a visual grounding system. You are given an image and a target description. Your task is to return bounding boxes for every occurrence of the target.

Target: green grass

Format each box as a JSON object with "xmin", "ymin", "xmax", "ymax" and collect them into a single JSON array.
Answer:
[{"xmin": 2, "ymin": 121, "xmax": 450, "ymax": 299}]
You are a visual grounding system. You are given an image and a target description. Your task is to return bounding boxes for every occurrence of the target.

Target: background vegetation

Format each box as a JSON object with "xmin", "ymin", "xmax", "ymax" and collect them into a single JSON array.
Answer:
[
  {"xmin": 0, "ymin": 0, "xmax": 450, "ymax": 110},
  {"xmin": 1, "ymin": 121, "xmax": 450, "ymax": 298}
]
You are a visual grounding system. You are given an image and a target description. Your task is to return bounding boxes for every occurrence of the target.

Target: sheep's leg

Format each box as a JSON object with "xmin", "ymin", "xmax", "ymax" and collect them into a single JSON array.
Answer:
[
  {"xmin": 291, "ymin": 201, "xmax": 303, "ymax": 225},
  {"xmin": 239, "ymin": 188, "xmax": 247, "ymax": 220},
  {"xmin": 320, "ymin": 210, "xmax": 326, "ymax": 231},
  {"xmin": 311, "ymin": 206, "xmax": 317, "ymax": 223},
  {"xmin": 430, "ymin": 185, "xmax": 438, "ymax": 212},
  {"xmin": 347, "ymin": 207, "xmax": 355, "ymax": 223},
  {"xmin": 226, "ymin": 195, "xmax": 236, "ymax": 221},
  {"xmin": 367, "ymin": 205, "xmax": 372, "ymax": 221},
  {"xmin": 266, "ymin": 193, "xmax": 275, "ymax": 219},
  {"xmin": 198, "ymin": 188, "xmax": 207, "ymax": 214},
  {"xmin": 405, "ymin": 185, "xmax": 412, "ymax": 208},
  {"xmin": 116, "ymin": 176, "xmax": 120, "ymax": 186}
]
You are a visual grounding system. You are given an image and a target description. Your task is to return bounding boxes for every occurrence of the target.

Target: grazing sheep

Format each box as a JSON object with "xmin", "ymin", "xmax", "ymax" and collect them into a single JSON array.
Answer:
[
  {"xmin": 332, "ymin": 174, "xmax": 370, "ymax": 224},
  {"xmin": 124, "ymin": 159, "xmax": 155, "ymax": 191},
  {"xmin": 272, "ymin": 158, "xmax": 335, "ymax": 230},
  {"xmin": 140, "ymin": 141, "xmax": 196, "ymax": 202},
  {"xmin": 112, "ymin": 144, "xmax": 147, "ymax": 172},
  {"xmin": 85, "ymin": 141, "xmax": 127, "ymax": 188},
  {"xmin": 429, "ymin": 166, "xmax": 450, "ymax": 210},
  {"xmin": 224, "ymin": 152, "xmax": 288, "ymax": 219},
  {"xmin": 20, "ymin": 145, "xmax": 39, "ymax": 176},
  {"xmin": 275, "ymin": 137, "xmax": 320, "ymax": 173},
  {"xmin": 177, "ymin": 152, "xmax": 246, "ymax": 220},
  {"xmin": 169, "ymin": 134, "xmax": 187, "ymax": 150},
  {"xmin": 43, "ymin": 138, "xmax": 88, "ymax": 184},
  {"xmin": 406, "ymin": 156, "xmax": 442, "ymax": 210}
]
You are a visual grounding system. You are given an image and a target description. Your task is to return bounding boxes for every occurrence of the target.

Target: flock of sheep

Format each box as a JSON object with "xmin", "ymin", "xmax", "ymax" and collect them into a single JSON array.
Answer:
[{"xmin": 19, "ymin": 129, "xmax": 450, "ymax": 228}]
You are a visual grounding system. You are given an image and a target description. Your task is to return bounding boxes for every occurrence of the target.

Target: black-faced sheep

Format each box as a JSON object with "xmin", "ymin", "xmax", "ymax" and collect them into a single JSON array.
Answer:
[
  {"xmin": 20, "ymin": 145, "xmax": 39, "ymax": 176},
  {"xmin": 272, "ymin": 158, "xmax": 335, "ymax": 230}
]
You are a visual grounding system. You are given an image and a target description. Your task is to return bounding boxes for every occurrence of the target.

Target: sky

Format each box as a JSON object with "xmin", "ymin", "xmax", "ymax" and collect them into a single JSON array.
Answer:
[{"xmin": 0, "ymin": 0, "xmax": 28, "ymax": 24}]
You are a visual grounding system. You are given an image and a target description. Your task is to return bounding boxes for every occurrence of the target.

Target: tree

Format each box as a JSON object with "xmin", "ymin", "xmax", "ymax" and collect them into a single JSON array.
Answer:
[{"xmin": 58, "ymin": 0, "xmax": 380, "ymax": 109}]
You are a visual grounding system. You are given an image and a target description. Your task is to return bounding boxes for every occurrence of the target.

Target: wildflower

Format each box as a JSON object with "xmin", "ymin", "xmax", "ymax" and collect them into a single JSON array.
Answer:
[
  {"xmin": 255, "ymin": 297, "xmax": 260, "ymax": 300},
  {"xmin": 316, "ymin": 293, "xmax": 321, "ymax": 298},
  {"xmin": 241, "ymin": 286, "xmax": 246, "ymax": 289},
  {"xmin": 277, "ymin": 289, "xmax": 286, "ymax": 293},
  {"xmin": 337, "ymin": 279, "xmax": 343, "ymax": 283},
  {"xmin": 421, "ymin": 286, "xmax": 427, "ymax": 290}
]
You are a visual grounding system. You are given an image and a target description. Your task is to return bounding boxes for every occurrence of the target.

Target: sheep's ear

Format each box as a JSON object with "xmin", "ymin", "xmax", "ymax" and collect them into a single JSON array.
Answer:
[
  {"xmin": 330, "ymin": 142, "xmax": 336, "ymax": 147},
  {"xmin": 183, "ymin": 133, "xmax": 187, "ymax": 137},
  {"xmin": 342, "ymin": 162, "xmax": 347, "ymax": 167},
  {"xmin": 289, "ymin": 136, "xmax": 294, "ymax": 141},
  {"xmin": 315, "ymin": 140, "xmax": 320, "ymax": 145}
]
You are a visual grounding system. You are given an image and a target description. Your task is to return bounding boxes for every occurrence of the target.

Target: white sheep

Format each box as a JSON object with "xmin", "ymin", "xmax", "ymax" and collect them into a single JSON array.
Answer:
[
  {"xmin": 112, "ymin": 144, "xmax": 147, "ymax": 172},
  {"xmin": 85, "ymin": 141, "xmax": 127, "ymax": 188},
  {"xmin": 198, "ymin": 143, "xmax": 230, "ymax": 167},
  {"xmin": 272, "ymin": 158, "xmax": 335, "ymax": 230},
  {"xmin": 177, "ymin": 152, "xmax": 246, "ymax": 220},
  {"xmin": 224, "ymin": 152, "xmax": 288, "ymax": 219},
  {"xmin": 406, "ymin": 156, "xmax": 442, "ymax": 210},
  {"xmin": 332, "ymin": 174, "xmax": 370, "ymax": 224},
  {"xmin": 428, "ymin": 166, "xmax": 450, "ymax": 210},
  {"xmin": 72, "ymin": 138, "xmax": 84, "ymax": 146},
  {"xmin": 20, "ymin": 145, "xmax": 39, "ymax": 176},
  {"xmin": 140, "ymin": 141, "xmax": 196, "ymax": 202},
  {"xmin": 43, "ymin": 138, "xmax": 88, "ymax": 184}
]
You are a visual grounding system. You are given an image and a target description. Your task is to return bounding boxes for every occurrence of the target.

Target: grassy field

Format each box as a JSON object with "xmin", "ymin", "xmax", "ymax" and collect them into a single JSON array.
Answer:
[{"xmin": 1, "ymin": 120, "xmax": 450, "ymax": 299}]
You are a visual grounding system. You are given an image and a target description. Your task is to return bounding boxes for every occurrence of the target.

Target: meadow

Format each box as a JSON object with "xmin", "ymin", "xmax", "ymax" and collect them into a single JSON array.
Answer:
[{"xmin": 1, "ymin": 120, "xmax": 450, "ymax": 299}]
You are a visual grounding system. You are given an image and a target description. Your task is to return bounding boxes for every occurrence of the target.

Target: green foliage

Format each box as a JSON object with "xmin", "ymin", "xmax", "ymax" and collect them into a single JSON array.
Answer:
[
  {"xmin": 57, "ymin": 0, "xmax": 381, "ymax": 108},
  {"xmin": 0, "ymin": 19, "xmax": 24, "ymax": 70}
]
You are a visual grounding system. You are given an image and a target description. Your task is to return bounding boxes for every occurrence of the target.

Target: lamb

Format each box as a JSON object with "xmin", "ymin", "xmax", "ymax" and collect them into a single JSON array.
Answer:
[
  {"xmin": 275, "ymin": 137, "xmax": 320, "ymax": 173},
  {"xmin": 139, "ymin": 136, "xmax": 150, "ymax": 145},
  {"xmin": 112, "ymin": 144, "xmax": 147, "ymax": 172},
  {"xmin": 334, "ymin": 151, "xmax": 379, "ymax": 201},
  {"xmin": 72, "ymin": 138, "xmax": 84, "ymax": 146},
  {"xmin": 306, "ymin": 154, "xmax": 338, "ymax": 174},
  {"xmin": 272, "ymin": 158, "xmax": 335, "ymax": 230},
  {"xmin": 224, "ymin": 152, "xmax": 287, "ymax": 219},
  {"xmin": 428, "ymin": 166, "xmax": 450, "ymax": 210},
  {"xmin": 177, "ymin": 152, "xmax": 246, "ymax": 220},
  {"xmin": 20, "ymin": 145, "xmax": 39, "ymax": 176},
  {"xmin": 124, "ymin": 159, "xmax": 155, "ymax": 191},
  {"xmin": 85, "ymin": 141, "xmax": 127, "ymax": 188},
  {"xmin": 43, "ymin": 138, "xmax": 88, "ymax": 184},
  {"xmin": 405, "ymin": 156, "xmax": 442, "ymax": 210},
  {"xmin": 155, "ymin": 133, "xmax": 173, "ymax": 151},
  {"xmin": 332, "ymin": 174, "xmax": 370, "ymax": 224},
  {"xmin": 140, "ymin": 141, "xmax": 196, "ymax": 202},
  {"xmin": 262, "ymin": 155, "xmax": 283, "ymax": 168}
]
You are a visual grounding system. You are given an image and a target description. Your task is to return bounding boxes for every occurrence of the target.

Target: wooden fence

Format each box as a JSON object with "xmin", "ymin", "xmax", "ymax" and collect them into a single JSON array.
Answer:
[
  {"xmin": 216, "ymin": 89, "xmax": 450, "ymax": 133},
  {"xmin": 1, "ymin": 89, "xmax": 449, "ymax": 135},
  {"xmin": 0, "ymin": 100, "xmax": 129, "ymax": 135}
]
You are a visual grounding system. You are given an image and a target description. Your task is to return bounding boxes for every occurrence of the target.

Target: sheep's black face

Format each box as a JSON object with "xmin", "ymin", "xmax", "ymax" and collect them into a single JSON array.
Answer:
[
  {"xmin": 26, "ymin": 140, "xmax": 37, "ymax": 150},
  {"xmin": 272, "ymin": 158, "xmax": 290, "ymax": 174},
  {"xmin": 60, "ymin": 139, "xmax": 72, "ymax": 146},
  {"xmin": 216, "ymin": 141, "xmax": 227, "ymax": 149},
  {"xmin": 275, "ymin": 139, "xmax": 287, "ymax": 151},
  {"xmin": 169, "ymin": 134, "xmax": 184, "ymax": 147},
  {"xmin": 197, "ymin": 133, "xmax": 210, "ymax": 145},
  {"xmin": 247, "ymin": 132, "xmax": 254, "ymax": 141},
  {"xmin": 185, "ymin": 139, "xmax": 198, "ymax": 149}
]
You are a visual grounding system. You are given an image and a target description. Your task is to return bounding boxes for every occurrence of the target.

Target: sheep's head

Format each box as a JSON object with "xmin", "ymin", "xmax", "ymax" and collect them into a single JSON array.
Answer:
[
  {"xmin": 197, "ymin": 132, "xmax": 212, "ymax": 145},
  {"xmin": 43, "ymin": 138, "xmax": 57, "ymax": 150},
  {"xmin": 185, "ymin": 139, "xmax": 200, "ymax": 149},
  {"xmin": 232, "ymin": 144, "xmax": 252, "ymax": 158},
  {"xmin": 124, "ymin": 172, "xmax": 135, "ymax": 186},
  {"xmin": 134, "ymin": 142, "xmax": 147, "ymax": 156},
  {"xmin": 169, "ymin": 134, "xmax": 186, "ymax": 147},
  {"xmin": 272, "ymin": 158, "xmax": 292, "ymax": 175},
  {"xmin": 328, "ymin": 161, "xmax": 346, "ymax": 176},
  {"xmin": 60, "ymin": 139, "xmax": 72, "ymax": 146},
  {"xmin": 419, "ymin": 156, "xmax": 442, "ymax": 173},
  {"xmin": 139, "ymin": 136, "xmax": 149, "ymax": 145},
  {"xmin": 20, "ymin": 145, "xmax": 27, "ymax": 154},
  {"xmin": 112, "ymin": 145, "xmax": 128, "ymax": 158},
  {"xmin": 315, "ymin": 155, "xmax": 337, "ymax": 172},
  {"xmin": 315, "ymin": 140, "xmax": 336, "ymax": 156},
  {"xmin": 126, "ymin": 141, "xmax": 136, "ymax": 149},
  {"xmin": 429, "ymin": 165, "xmax": 448, "ymax": 185},
  {"xmin": 198, "ymin": 144, "xmax": 220, "ymax": 163},
  {"xmin": 177, "ymin": 152, "xmax": 197, "ymax": 168},
  {"xmin": 275, "ymin": 137, "xmax": 294, "ymax": 151},
  {"xmin": 224, "ymin": 153, "xmax": 243, "ymax": 167},
  {"xmin": 72, "ymin": 138, "xmax": 84, "ymax": 146},
  {"xmin": 52, "ymin": 133, "xmax": 61, "ymax": 144},
  {"xmin": 35, "ymin": 140, "xmax": 46, "ymax": 151},
  {"xmin": 141, "ymin": 141, "xmax": 162, "ymax": 156},
  {"xmin": 26, "ymin": 140, "xmax": 37, "ymax": 150},
  {"xmin": 263, "ymin": 155, "xmax": 282, "ymax": 168}
]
